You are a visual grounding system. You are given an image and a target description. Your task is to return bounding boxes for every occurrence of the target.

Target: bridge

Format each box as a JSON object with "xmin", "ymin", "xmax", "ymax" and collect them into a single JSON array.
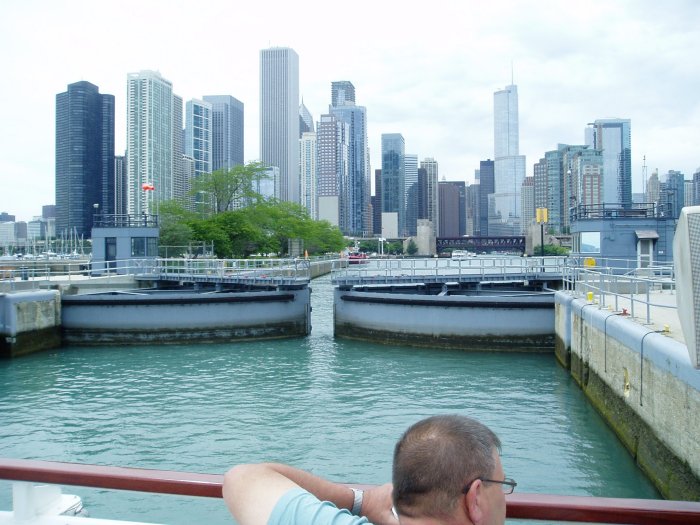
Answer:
[{"xmin": 436, "ymin": 236, "xmax": 526, "ymax": 254}]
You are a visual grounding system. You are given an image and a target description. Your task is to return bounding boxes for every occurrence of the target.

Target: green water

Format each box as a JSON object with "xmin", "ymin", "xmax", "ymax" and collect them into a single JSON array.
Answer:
[{"xmin": 0, "ymin": 275, "xmax": 658, "ymax": 523}]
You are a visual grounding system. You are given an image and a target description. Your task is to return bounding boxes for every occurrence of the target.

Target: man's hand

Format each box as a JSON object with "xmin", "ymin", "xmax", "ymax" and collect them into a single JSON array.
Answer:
[{"xmin": 361, "ymin": 483, "xmax": 398, "ymax": 525}]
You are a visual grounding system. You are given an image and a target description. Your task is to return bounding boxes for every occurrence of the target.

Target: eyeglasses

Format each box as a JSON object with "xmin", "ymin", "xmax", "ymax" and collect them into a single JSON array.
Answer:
[{"xmin": 462, "ymin": 477, "xmax": 517, "ymax": 495}]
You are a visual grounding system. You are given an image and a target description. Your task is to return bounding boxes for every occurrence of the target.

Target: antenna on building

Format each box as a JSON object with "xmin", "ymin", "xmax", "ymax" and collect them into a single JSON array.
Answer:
[
  {"xmin": 511, "ymin": 61, "xmax": 514, "ymax": 84},
  {"xmin": 642, "ymin": 155, "xmax": 647, "ymax": 199}
]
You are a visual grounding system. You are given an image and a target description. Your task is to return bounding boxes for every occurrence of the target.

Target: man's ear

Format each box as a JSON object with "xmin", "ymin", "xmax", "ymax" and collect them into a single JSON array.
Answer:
[{"xmin": 465, "ymin": 480, "xmax": 483, "ymax": 525}]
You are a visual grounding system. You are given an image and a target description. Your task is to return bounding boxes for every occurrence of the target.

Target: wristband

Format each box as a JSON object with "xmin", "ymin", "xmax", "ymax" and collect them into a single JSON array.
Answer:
[{"xmin": 350, "ymin": 488, "xmax": 364, "ymax": 515}]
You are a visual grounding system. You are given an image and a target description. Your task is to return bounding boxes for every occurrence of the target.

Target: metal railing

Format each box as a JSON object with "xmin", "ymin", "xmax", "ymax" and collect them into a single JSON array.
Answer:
[
  {"xmin": 332, "ymin": 256, "xmax": 570, "ymax": 285},
  {"xmin": 563, "ymin": 264, "xmax": 676, "ymax": 324},
  {"xmin": 1, "ymin": 257, "xmax": 317, "ymax": 292},
  {"xmin": 1, "ymin": 458, "xmax": 699, "ymax": 524}
]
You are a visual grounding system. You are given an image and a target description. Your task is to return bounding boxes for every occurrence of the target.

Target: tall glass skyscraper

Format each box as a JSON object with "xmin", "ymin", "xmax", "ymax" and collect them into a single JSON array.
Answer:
[
  {"xmin": 381, "ymin": 134, "xmax": 405, "ymax": 236},
  {"xmin": 126, "ymin": 70, "xmax": 177, "ymax": 216},
  {"xmin": 55, "ymin": 81, "xmax": 114, "ymax": 237},
  {"xmin": 260, "ymin": 47, "xmax": 300, "ymax": 203},
  {"xmin": 203, "ymin": 95, "xmax": 244, "ymax": 171},
  {"xmin": 404, "ymin": 154, "xmax": 419, "ymax": 236},
  {"xmin": 330, "ymin": 81, "xmax": 370, "ymax": 236},
  {"xmin": 492, "ymin": 84, "xmax": 526, "ymax": 235},
  {"xmin": 184, "ymin": 99, "xmax": 212, "ymax": 179},
  {"xmin": 585, "ymin": 118, "xmax": 632, "ymax": 208}
]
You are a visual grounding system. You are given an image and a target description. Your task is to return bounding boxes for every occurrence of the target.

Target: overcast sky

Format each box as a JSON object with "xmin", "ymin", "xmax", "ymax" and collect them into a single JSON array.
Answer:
[{"xmin": 1, "ymin": 0, "xmax": 699, "ymax": 221}]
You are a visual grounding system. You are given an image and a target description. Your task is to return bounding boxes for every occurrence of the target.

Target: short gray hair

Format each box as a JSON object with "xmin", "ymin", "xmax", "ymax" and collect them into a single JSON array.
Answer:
[{"xmin": 392, "ymin": 414, "xmax": 501, "ymax": 519}]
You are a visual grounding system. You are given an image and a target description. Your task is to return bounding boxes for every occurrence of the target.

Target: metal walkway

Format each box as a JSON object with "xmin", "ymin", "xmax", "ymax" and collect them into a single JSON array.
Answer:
[{"xmin": 331, "ymin": 256, "xmax": 569, "ymax": 287}]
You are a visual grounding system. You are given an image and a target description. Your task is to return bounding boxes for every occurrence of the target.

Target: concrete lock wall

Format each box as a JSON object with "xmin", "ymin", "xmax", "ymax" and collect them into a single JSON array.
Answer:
[
  {"xmin": 555, "ymin": 292, "xmax": 700, "ymax": 500},
  {"xmin": 0, "ymin": 291, "xmax": 62, "ymax": 358}
]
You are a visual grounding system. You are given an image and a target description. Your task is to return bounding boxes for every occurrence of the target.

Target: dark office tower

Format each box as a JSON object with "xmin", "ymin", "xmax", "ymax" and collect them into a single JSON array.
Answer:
[
  {"xmin": 42, "ymin": 205, "xmax": 56, "ymax": 219},
  {"xmin": 203, "ymin": 95, "xmax": 244, "ymax": 170},
  {"xmin": 417, "ymin": 167, "xmax": 428, "ymax": 220},
  {"xmin": 114, "ymin": 155, "xmax": 127, "ymax": 215},
  {"xmin": 331, "ymin": 81, "xmax": 355, "ymax": 107},
  {"xmin": 373, "ymin": 169, "xmax": 382, "ymax": 235},
  {"xmin": 56, "ymin": 81, "xmax": 115, "ymax": 238},
  {"xmin": 479, "ymin": 159, "xmax": 494, "ymax": 236},
  {"xmin": 439, "ymin": 181, "xmax": 466, "ymax": 237}
]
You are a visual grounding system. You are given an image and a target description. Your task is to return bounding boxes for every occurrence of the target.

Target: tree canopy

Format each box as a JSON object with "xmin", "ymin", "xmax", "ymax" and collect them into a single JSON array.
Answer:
[
  {"xmin": 158, "ymin": 196, "xmax": 346, "ymax": 259},
  {"xmin": 190, "ymin": 161, "xmax": 268, "ymax": 214}
]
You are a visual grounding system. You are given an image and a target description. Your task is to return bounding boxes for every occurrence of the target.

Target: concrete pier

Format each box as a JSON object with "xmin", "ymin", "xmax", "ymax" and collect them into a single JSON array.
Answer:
[
  {"xmin": 555, "ymin": 292, "xmax": 700, "ymax": 500},
  {"xmin": 0, "ymin": 291, "xmax": 61, "ymax": 358}
]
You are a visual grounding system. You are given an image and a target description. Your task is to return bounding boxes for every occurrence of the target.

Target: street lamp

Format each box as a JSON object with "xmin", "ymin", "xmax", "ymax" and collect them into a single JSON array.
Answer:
[{"xmin": 536, "ymin": 208, "xmax": 548, "ymax": 257}]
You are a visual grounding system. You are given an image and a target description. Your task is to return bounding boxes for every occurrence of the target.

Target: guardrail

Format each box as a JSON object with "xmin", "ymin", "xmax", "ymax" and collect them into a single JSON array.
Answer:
[
  {"xmin": 0, "ymin": 257, "xmax": 324, "ymax": 292},
  {"xmin": 563, "ymin": 265, "xmax": 676, "ymax": 324},
  {"xmin": 1, "ymin": 458, "xmax": 699, "ymax": 524},
  {"xmin": 332, "ymin": 256, "xmax": 570, "ymax": 285}
]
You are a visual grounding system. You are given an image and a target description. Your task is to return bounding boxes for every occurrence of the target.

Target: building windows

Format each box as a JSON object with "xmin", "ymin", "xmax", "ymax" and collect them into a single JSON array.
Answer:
[{"xmin": 131, "ymin": 237, "xmax": 158, "ymax": 257}]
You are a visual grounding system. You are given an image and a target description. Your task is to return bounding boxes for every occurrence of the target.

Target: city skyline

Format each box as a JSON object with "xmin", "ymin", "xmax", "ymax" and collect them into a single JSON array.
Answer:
[{"xmin": 2, "ymin": 0, "xmax": 699, "ymax": 221}]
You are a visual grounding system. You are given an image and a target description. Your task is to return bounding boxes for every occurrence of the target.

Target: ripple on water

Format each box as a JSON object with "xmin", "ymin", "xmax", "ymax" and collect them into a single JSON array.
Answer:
[{"xmin": 0, "ymin": 276, "xmax": 659, "ymax": 523}]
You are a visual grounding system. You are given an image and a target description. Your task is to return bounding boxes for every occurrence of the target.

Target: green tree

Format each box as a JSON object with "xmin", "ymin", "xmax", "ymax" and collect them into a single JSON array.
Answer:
[
  {"xmin": 190, "ymin": 161, "xmax": 268, "ymax": 214},
  {"xmin": 406, "ymin": 239, "xmax": 418, "ymax": 255},
  {"xmin": 158, "ymin": 200, "xmax": 195, "ymax": 256},
  {"xmin": 534, "ymin": 244, "xmax": 570, "ymax": 256},
  {"xmin": 188, "ymin": 219, "xmax": 232, "ymax": 258},
  {"xmin": 386, "ymin": 241, "xmax": 403, "ymax": 255}
]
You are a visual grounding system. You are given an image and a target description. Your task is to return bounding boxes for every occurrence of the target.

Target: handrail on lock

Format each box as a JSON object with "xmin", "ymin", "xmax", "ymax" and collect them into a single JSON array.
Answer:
[{"xmin": 1, "ymin": 458, "xmax": 699, "ymax": 524}]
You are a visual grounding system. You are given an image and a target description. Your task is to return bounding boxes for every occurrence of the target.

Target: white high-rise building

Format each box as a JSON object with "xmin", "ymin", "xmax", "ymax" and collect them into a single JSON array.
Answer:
[
  {"xmin": 299, "ymin": 131, "xmax": 317, "ymax": 219},
  {"xmin": 127, "ymin": 71, "xmax": 177, "ymax": 215},
  {"xmin": 260, "ymin": 47, "xmax": 300, "ymax": 204},
  {"xmin": 491, "ymin": 84, "xmax": 526, "ymax": 235}
]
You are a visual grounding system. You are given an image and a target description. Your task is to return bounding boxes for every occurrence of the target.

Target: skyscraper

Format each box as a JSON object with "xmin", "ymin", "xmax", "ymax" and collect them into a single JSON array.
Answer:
[
  {"xmin": 381, "ymin": 134, "xmax": 405, "ymax": 237},
  {"xmin": 260, "ymin": 47, "xmax": 300, "ymax": 203},
  {"xmin": 184, "ymin": 99, "xmax": 212, "ymax": 210},
  {"xmin": 126, "ymin": 70, "xmax": 177, "ymax": 216},
  {"xmin": 478, "ymin": 159, "xmax": 494, "ymax": 237},
  {"xmin": 203, "ymin": 95, "xmax": 244, "ymax": 171},
  {"xmin": 114, "ymin": 155, "xmax": 127, "ymax": 215},
  {"xmin": 184, "ymin": 99, "xmax": 212, "ymax": 177},
  {"xmin": 420, "ymin": 158, "xmax": 439, "ymax": 237},
  {"xmin": 299, "ymin": 100, "xmax": 314, "ymax": 136},
  {"xmin": 404, "ymin": 154, "xmax": 419, "ymax": 236},
  {"xmin": 585, "ymin": 118, "xmax": 632, "ymax": 208},
  {"xmin": 330, "ymin": 81, "xmax": 370, "ymax": 236},
  {"xmin": 331, "ymin": 81, "xmax": 355, "ymax": 107},
  {"xmin": 439, "ymin": 181, "xmax": 466, "ymax": 237},
  {"xmin": 316, "ymin": 114, "xmax": 349, "ymax": 228},
  {"xmin": 55, "ymin": 81, "xmax": 114, "ymax": 237},
  {"xmin": 299, "ymin": 131, "xmax": 317, "ymax": 219},
  {"xmin": 492, "ymin": 84, "xmax": 526, "ymax": 235}
]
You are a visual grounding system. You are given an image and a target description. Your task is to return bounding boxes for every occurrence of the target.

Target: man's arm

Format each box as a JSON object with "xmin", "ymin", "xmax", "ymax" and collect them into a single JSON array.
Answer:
[{"xmin": 223, "ymin": 463, "xmax": 395, "ymax": 525}]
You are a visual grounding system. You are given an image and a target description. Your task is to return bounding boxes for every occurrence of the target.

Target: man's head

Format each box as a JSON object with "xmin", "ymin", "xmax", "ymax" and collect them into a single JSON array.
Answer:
[{"xmin": 392, "ymin": 414, "xmax": 505, "ymax": 524}]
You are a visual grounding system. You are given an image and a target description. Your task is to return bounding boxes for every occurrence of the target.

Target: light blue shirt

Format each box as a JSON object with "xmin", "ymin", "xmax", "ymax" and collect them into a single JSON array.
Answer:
[{"xmin": 268, "ymin": 488, "xmax": 371, "ymax": 525}]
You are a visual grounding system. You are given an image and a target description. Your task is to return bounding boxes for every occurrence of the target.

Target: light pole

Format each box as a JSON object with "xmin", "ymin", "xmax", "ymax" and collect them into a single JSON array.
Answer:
[{"xmin": 536, "ymin": 208, "xmax": 548, "ymax": 257}]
